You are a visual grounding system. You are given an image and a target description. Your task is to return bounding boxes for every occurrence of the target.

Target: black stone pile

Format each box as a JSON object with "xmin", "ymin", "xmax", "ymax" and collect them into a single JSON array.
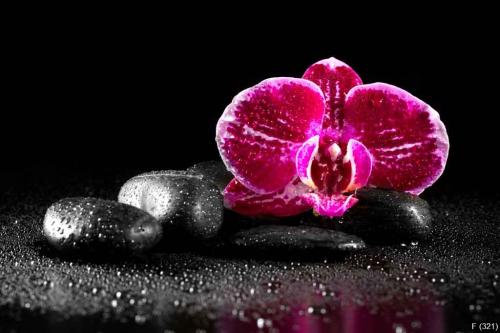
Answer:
[
  {"xmin": 3, "ymin": 167, "xmax": 500, "ymax": 332},
  {"xmin": 43, "ymin": 160, "xmax": 433, "ymax": 257}
]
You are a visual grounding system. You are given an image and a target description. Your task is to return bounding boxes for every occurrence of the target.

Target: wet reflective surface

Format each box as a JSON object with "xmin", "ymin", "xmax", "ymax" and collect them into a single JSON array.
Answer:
[{"xmin": 1, "ymin": 172, "xmax": 499, "ymax": 332}]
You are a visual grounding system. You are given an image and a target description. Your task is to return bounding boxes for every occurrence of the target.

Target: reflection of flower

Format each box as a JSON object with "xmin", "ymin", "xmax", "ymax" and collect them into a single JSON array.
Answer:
[{"xmin": 216, "ymin": 57, "xmax": 449, "ymax": 217}]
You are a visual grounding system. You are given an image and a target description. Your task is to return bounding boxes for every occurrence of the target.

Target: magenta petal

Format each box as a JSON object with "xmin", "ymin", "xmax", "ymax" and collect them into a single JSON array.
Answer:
[
  {"xmin": 342, "ymin": 139, "xmax": 373, "ymax": 192},
  {"xmin": 295, "ymin": 135, "xmax": 319, "ymax": 189},
  {"xmin": 303, "ymin": 57, "xmax": 362, "ymax": 134},
  {"xmin": 216, "ymin": 78, "xmax": 325, "ymax": 194},
  {"xmin": 344, "ymin": 83, "xmax": 449, "ymax": 194},
  {"xmin": 304, "ymin": 193, "xmax": 358, "ymax": 218},
  {"xmin": 224, "ymin": 178, "xmax": 312, "ymax": 217}
]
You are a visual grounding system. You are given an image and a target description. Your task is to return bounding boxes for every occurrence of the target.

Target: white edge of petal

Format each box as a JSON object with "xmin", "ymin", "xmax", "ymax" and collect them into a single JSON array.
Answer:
[
  {"xmin": 311, "ymin": 57, "xmax": 351, "ymax": 70},
  {"xmin": 346, "ymin": 82, "xmax": 450, "ymax": 195}
]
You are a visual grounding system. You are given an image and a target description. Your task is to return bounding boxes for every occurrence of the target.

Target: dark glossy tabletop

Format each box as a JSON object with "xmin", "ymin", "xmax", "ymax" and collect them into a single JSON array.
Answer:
[{"xmin": 1, "ymin": 171, "xmax": 499, "ymax": 333}]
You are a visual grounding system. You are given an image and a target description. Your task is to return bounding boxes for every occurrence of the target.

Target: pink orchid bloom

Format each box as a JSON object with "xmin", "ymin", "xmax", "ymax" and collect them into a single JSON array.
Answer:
[{"xmin": 216, "ymin": 57, "xmax": 449, "ymax": 218}]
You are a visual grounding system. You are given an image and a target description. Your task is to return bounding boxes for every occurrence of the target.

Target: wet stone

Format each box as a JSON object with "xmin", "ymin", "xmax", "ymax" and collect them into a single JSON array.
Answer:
[
  {"xmin": 43, "ymin": 197, "xmax": 162, "ymax": 254},
  {"xmin": 187, "ymin": 160, "xmax": 233, "ymax": 193},
  {"xmin": 227, "ymin": 225, "xmax": 366, "ymax": 254},
  {"xmin": 118, "ymin": 171, "xmax": 223, "ymax": 240},
  {"xmin": 331, "ymin": 188, "xmax": 432, "ymax": 244}
]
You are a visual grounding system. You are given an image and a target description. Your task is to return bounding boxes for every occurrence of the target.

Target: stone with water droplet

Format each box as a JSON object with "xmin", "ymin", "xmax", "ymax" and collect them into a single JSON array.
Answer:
[
  {"xmin": 43, "ymin": 197, "xmax": 162, "ymax": 254},
  {"xmin": 118, "ymin": 171, "xmax": 223, "ymax": 239},
  {"xmin": 334, "ymin": 188, "xmax": 432, "ymax": 244},
  {"xmin": 187, "ymin": 160, "xmax": 232, "ymax": 193},
  {"xmin": 227, "ymin": 225, "xmax": 365, "ymax": 254}
]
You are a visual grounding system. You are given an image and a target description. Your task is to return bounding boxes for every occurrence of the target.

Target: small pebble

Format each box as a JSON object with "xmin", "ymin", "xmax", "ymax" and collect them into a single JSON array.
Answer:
[
  {"xmin": 118, "ymin": 171, "xmax": 223, "ymax": 239},
  {"xmin": 227, "ymin": 225, "xmax": 365, "ymax": 254},
  {"xmin": 43, "ymin": 197, "xmax": 162, "ymax": 254},
  {"xmin": 187, "ymin": 160, "xmax": 233, "ymax": 193}
]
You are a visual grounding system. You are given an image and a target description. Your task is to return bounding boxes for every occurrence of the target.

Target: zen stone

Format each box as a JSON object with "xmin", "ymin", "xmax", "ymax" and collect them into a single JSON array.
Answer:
[
  {"xmin": 333, "ymin": 188, "xmax": 432, "ymax": 244},
  {"xmin": 187, "ymin": 160, "xmax": 233, "ymax": 193},
  {"xmin": 43, "ymin": 197, "xmax": 161, "ymax": 254},
  {"xmin": 118, "ymin": 171, "xmax": 223, "ymax": 239},
  {"xmin": 228, "ymin": 225, "xmax": 365, "ymax": 253}
]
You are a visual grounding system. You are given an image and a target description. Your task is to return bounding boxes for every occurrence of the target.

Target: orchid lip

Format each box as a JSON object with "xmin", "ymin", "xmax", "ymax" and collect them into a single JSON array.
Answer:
[{"xmin": 296, "ymin": 136, "xmax": 372, "ymax": 196}]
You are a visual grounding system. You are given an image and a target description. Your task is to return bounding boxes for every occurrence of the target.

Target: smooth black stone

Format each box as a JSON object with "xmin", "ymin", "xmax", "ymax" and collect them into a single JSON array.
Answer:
[
  {"xmin": 227, "ymin": 225, "xmax": 366, "ymax": 254},
  {"xmin": 43, "ymin": 197, "xmax": 161, "ymax": 254},
  {"xmin": 329, "ymin": 189, "xmax": 432, "ymax": 244},
  {"xmin": 186, "ymin": 160, "xmax": 233, "ymax": 193},
  {"xmin": 118, "ymin": 171, "xmax": 223, "ymax": 240}
]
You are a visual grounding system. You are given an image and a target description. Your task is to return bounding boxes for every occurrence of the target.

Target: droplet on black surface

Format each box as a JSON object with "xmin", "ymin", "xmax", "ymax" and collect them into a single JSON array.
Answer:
[
  {"xmin": 118, "ymin": 171, "xmax": 223, "ymax": 240},
  {"xmin": 43, "ymin": 197, "xmax": 162, "ymax": 254},
  {"xmin": 226, "ymin": 225, "xmax": 366, "ymax": 254},
  {"xmin": 186, "ymin": 160, "xmax": 233, "ymax": 193},
  {"xmin": 2, "ymin": 174, "xmax": 500, "ymax": 332}
]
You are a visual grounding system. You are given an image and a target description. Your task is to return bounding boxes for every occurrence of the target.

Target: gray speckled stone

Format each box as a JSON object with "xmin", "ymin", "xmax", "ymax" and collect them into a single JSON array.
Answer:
[
  {"xmin": 228, "ymin": 225, "xmax": 366, "ymax": 253},
  {"xmin": 118, "ymin": 171, "xmax": 223, "ymax": 239},
  {"xmin": 43, "ymin": 197, "xmax": 161, "ymax": 254}
]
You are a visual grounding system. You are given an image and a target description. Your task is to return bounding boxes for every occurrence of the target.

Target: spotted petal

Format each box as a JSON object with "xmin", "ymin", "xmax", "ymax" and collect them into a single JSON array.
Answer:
[
  {"xmin": 223, "ymin": 178, "xmax": 312, "ymax": 217},
  {"xmin": 343, "ymin": 83, "xmax": 449, "ymax": 194},
  {"xmin": 303, "ymin": 57, "xmax": 362, "ymax": 137},
  {"xmin": 216, "ymin": 78, "xmax": 325, "ymax": 194}
]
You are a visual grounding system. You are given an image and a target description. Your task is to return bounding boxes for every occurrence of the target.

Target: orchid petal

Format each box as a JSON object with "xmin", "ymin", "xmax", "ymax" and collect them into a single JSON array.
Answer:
[
  {"xmin": 295, "ymin": 135, "xmax": 320, "ymax": 189},
  {"xmin": 304, "ymin": 193, "xmax": 358, "ymax": 218},
  {"xmin": 216, "ymin": 78, "xmax": 325, "ymax": 194},
  {"xmin": 342, "ymin": 139, "xmax": 373, "ymax": 192},
  {"xmin": 344, "ymin": 83, "xmax": 449, "ymax": 194},
  {"xmin": 303, "ymin": 57, "xmax": 362, "ymax": 136},
  {"xmin": 223, "ymin": 178, "xmax": 312, "ymax": 217}
]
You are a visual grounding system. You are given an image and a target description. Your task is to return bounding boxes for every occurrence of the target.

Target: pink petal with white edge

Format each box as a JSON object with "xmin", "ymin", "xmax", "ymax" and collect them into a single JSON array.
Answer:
[
  {"xmin": 342, "ymin": 139, "xmax": 373, "ymax": 192},
  {"xmin": 295, "ymin": 135, "xmax": 320, "ymax": 189},
  {"xmin": 303, "ymin": 57, "xmax": 362, "ymax": 136},
  {"xmin": 343, "ymin": 83, "xmax": 449, "ymax": 194},
  {"xmin": 224, "ymin": 178, "xmax": 312, "ymax": 217},
  {"xmin": 304, "ymin": 193, "xmax": 358, "ymax": 218},
  {"xmin": 216, "ymin": 78, "xmax": 325, "ymax": 194}
]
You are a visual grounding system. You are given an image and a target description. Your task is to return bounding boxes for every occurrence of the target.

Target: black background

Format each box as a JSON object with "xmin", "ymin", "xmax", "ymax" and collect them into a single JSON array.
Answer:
[{"xmin": 3, "ymin": 9, "xmax": 498, "ymax": 193}]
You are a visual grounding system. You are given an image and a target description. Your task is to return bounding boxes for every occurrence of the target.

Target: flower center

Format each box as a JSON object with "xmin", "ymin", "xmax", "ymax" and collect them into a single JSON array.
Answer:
[
  {"xmin": 296, "ymin": 136, "xmax": 373, "ymax": 196},
  {"xmin": 311, "ymin": 142, "xmax": 353, "ymax": 195}
]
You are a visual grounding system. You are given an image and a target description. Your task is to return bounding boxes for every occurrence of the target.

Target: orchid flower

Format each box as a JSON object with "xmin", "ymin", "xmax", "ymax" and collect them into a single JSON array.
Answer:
[{"xmin": 216, "ymin": 57, "xmax": 449, "ymax": 218}]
